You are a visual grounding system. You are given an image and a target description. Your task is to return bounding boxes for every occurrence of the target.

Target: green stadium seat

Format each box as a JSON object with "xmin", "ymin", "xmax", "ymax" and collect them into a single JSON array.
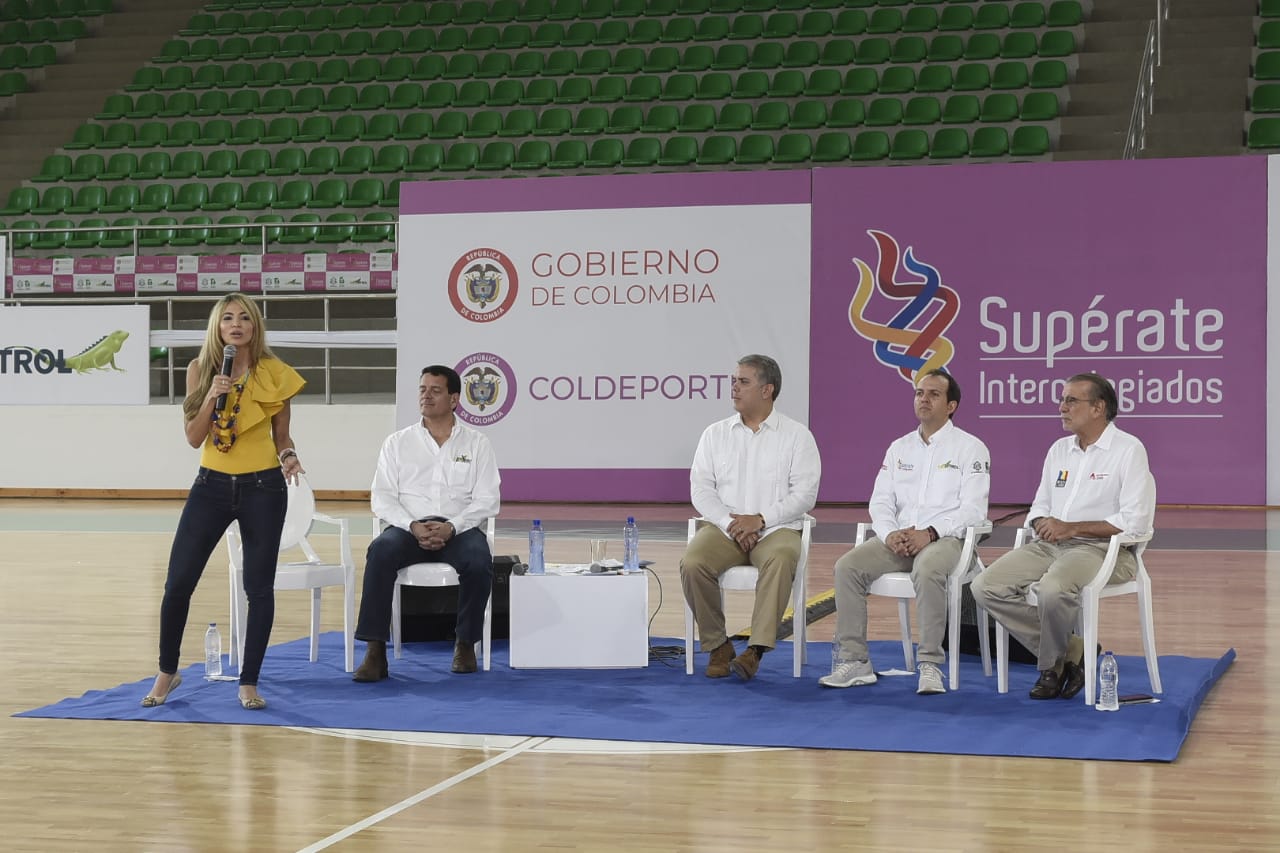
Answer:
[
  {"xmin": 774, "ymin": 132, "xmax": 811, "ymax": 163},
  {"xmin": 1010, "ymin": 125, "xmax": 1050, "ymax": 156},
  {"xmin": 866, "ymin": 97, "xmax": 903, "ymax": 127},
  {"xmin": 1021, "ymin": 91, "xmax": 1060, "ymax": 120},
  {"xmin": 129, "ymin": 153, "xmax": 169, "ymax": 181},
  {"xmin": 974, "ymin": 4, "xmax": 1010, "ymax": 29},
  {"xmin": 927, "ymin": 34, "xmax": 963, "ymax": 62},
  {"xmin": 465, "ymin": 110, "xmax": 503, "ymax": 139},
  {"xmin": 314, "ymin": 59, "xmax": 350, "ymax": 85},
  {"xmin": 284, "ymin": 61, "xmax": 319, "ymax": 86},
  {"xmin": 424, "ymin": 82, "xmax": 458, "ymax": 109},
  {"xmin": 63, "ymin": 153, "xmax": 104, "ymax": 182},
  {"xmin": 833, "ymin": 10, "xmax": 867, "ymax": 36},
  {"xmin": 868, "ymin": 8, "xmax": 901, "ymax": 34},
  {"xmin": 712, "ymin": 43, "xmax": 748, "ymax": 70},
  {"xmin": 916, "ymin": 65, "xmax": 954, "ymax": 93},
  {"xmin": 938, "ymin": 6, "xmax": 973, "ymax": 31},
  {"xmin": 769, "ymin": 69, "xmax": 805, "ymax": 98},
  {"xmin": 66, "ymin": 186, "xmax": 106, "ymax": 215},
  {"xmin": 99, "ymin": 217, "xmax": 140, "ymax": 251},
  {"xmin": 65, "ymin": 123, "xmax": 104, "ymax": 150},
  {"xmin": 162, "ymin": 149, "xmax": 201, "ymax": 179},
  {"xmin": 970, "ymin": 126, "xmax": 1010, "ymax": 157},
  {"xmin": 676, "ymin": 102, "xmax": 716, "ymax": 131},
  {"xmin": 624, "ymin": 74, "xmax": 661, "ymax": 101},
  {"xmin": 782, "ymin": 40, "xmax": 820, "ymax": 68},
  {"xmin": 628, "ymin": 19, "xmax": 662, "ymax": 44},
  {"xmin": 230, "ymin": 148, "xmax": 270, "ymax": 178},
  {"xmin": 32, "ymin": 186, "xmax": 73, "ymax": 215},
  {"xmin": 32, "ymin": 219, "xmax": 74, "ymax": 252},
  {"xmin": 889, "ymin": 128, "xmax": 929, "ymax": 160},
  {"xmin": 466, "ymin": 25, "xmax": 500, "ymax": 51},
  {"xmin": 891, "ymin": 35, "xmax": 927, "ymax": 63},
  {"xmin": 610, "ymin": 47, "xmax": 645, "ymax": 74},
  {"xmin": 549, "ymin": 139, "xmax": 588, "ymax": 168},
  {"xmin": 694, "ymin": 15, "xmax": 729, "ymax": 40},
  {"xmin": 842, "ymin": 67, "xmax": 878, "ymax": 96},
  {"xmin": 880, "ymin": 67, "xmax": 916, "ymax": 94},
  {"xmin": 371, "ymin": 31, "xmax": 405, "ymax": 57},
  {"xmin": 250, "ymin": 214, "xmax": 285, "ymax": 247},
  {"xmin": 135, "ymin": 185, "xmax": 174, "ymax": 214},
  {"xmin": 1038, "ymin": 31, "xmax": 1076, "ymax": 58},
  {"xmin": 363, "ymin": 115, "xmax": 400, "ymax": 142},
  {"xmin": 191, "ymin": 90, "xmax": 230, "ymax": 117},
  {"xmin": 657, "ymin": 135, "xmax": 698, "ymax": 167},
  {"xmin": 429, "ymin": 111, "xmax": 469, "ymax": 140},
  {"xmin": 1030, "ymin": 60, "xmax": 1069, "ymax": 88},
  {"xmin": 1252, "ymin": 84, "xmax": 1280, "ymax": 113},
  {"xmin": 100, "ymin": 152, "xmax": 137, "ymax": 180},
  {"xmin": 942, "ymin": 93, "xmax": 980, "ymax": 123},
  {"xmin": 696, "ymin": 135, "xmax": 736, "ymax": 165},
  {"xmin": 854, "ymin": 37, "xmax": 890, "ymax": 65},
  {"xmin": 752, "ymin": 100, "xmax": 789, "ymax": 130},
  {"xmin": 556, "ymin": 77, "xmax": 592, "ymax": 103},
  {"xmin": 155, "ymin": 65, "xmax": 193, "ymax": 92},
  {"xmin": 714, "ymin": 101, "xmax": 753, "ymax": 130},
  {"xmin": 812, "ymin": 131, "xmax": 851, "ymax": 162},
  {"xmin": 236, "ymin": 181, "xmax": 277, "ymax": 211},
  {"xmin": 405, "ymin": 143, "xmax": 445, "ymax": 173},
  {"xmin": 153, "ymin": 40, "xmax": 190, "ymax": 64},
  {"xmin": 904, "ymin": 7, "xmax": 938, "ymax": 33},
  {"xmin": 278, "ymin": 213, "xmax": 321, "ymax": 246},
  {"xmin": 1256, "ymin": 52, "xmax": 1280, "ymax": 80},
  {"xmin": 607, "ymin": 104, "xmax": 643, "ymax": 133},
  {"xmin": 620, "ymin": 136, "xmax": 660, "ymax": 167},
  {"xmin": 977, "ymin": 92, "xmax": 1018, "ymax": 122},
  {"xmin": 641, "ymin": 103, "xmax": 679, "ymax": 133},
  {"xmin": 1046, "ymin": 1, "xmax": 1083, "ymax": 27},
  {"xmin": 964, "ymin": 33, "xmax": 1000, "ymax": 60},
  {"xmin": 903, "ymin": 95, "xmax": 941, "ymax": 125},
  {"xmin": 307, "ymin": 178, "xmax": 347, "ymax": 209},
  {"xmin": 954, "ymin": 64, "xmax": 992, "ymax": 91},
  {"xmin": 319, "ymin": 85, "xmax": 357, "ymax": 112},
  {"xmin": 206, "ymin": 215, "xmax": 250, "ymax": 248},
  {"xmin": 205, "ymin": 183, "xmax": 244, "ymax": 212},
  {"xmin": 578, "ymin": 48, "xmax": 612, "ymax": 75},
  {"xmin": 729, "ymin": 13, "xmax": 764, "ymax": 40},
  {"xmin": 520, "ymin": 78, "xmax": 558, "ymax": 104},
  {"xmin": 764, "ymin": 11, "xmax": 798, "ymax": 39},
  {"xmin": 369, "ymin": 145, "xmax": 409, "ymax": 174},
  {"xmin": 31, "ymin": 154, "xmax": 72, "ymax": 183},
  {"xmin": 193, "ymin": 119, "xmax": 231, "ymax": 147},
  {"xmin": 297, "ymin": 146, "xmax": 337, "ymax": 175},
  {"xmin": 747, "ymin": 40, "xmax": 783, "ymax": 68},
  {"xmin": 789, "ymin": 99, "xmax": 827, "ymax": 129},
  {"xmin": 735, "ymin": 133, "xmax": 774, "ymax": 164},
  {"xmin": 334, "ymin": 145, "xmax": 374, "ymax": 175},
  {"xmin": 513, "ymin": 139, "xmax": 552, "ymax": 169},
  {"xmin": 345, "ymin": 178, "xmax": 384, "ymax": 208},
  {"xmin": 96, "ymin": 94, "xmax": 132, "ymax": 121},
  {"xmin": 228, "ymin": 118, "xmax": 265, "ymax": 145},
  {"xmin": 549, "ymin": 0, "xmax": 584, "ymax": 21},
  {"xmin": 169, "ymin": 183, "xmax": 209, "ymax": 213},
  {"xmin": 572, "ymin": 105, "xmax": 610, "ymax": 134},
  {"xmin": 645, "ymin": 45, "xmax": 680, "ymax": 73},
  {"xmin": 274, "ymin": 179, "xmax": 313, "ymax": 210},
  {"xmin": 596, "ymin": 19, "xmax": 629, "ymax": 44},
  {"xmin": 1248, "ymin": 117, "xmax": 1280, "ymax": 148},
  {"xmin": 992, "ymin": 62, "xmax": 1030, "ymax": 90},
  {"xmin": 659, "ymin": 72, "xmax": 696, "ymax": 100},
  {"xmin": 126, "ymin": 93, "xmax": 164, "ymax": 119},
  {"xmin": 1002, "ymin": 31, "xmax": 1038, "ymax": 59},
  {"xmin": 804, "ymin": 68, "xmax": 841, "ymax": 96},
  {"xmin": 534, "ymin": 107, "xmax": 573, "ymax": 135},
  {"xmin": 66, "ymin": 218, "xmax": 108, "ymax": 251},
  {"xmin": 732, "ymin": 70, "xmax": 769, "ymax": 98},
  {"xmin": 798, "ymin": 10, "xmax": 832, "ymax": 37},
  {"xmin": 929, "ymin": 127, "xmax": 969, "ymax": 158},
  {"xmin": 1010, "ymin": 2, "xmax": 1045, "ymax": 28},
  {"xmin": 292, "ymin": 115, "xmax": 330, "ymax": 144}
]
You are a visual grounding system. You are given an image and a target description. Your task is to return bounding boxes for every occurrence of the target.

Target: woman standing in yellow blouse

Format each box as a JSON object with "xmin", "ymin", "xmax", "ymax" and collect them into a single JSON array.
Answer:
[{"xmin": 142, "ymin": 294, "xmax": 305, "ymax": 710}]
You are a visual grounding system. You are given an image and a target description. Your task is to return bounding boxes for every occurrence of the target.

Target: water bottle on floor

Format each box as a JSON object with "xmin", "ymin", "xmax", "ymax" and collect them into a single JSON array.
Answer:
[
  {"xmin": 1097, "ymin": 650, "xmax": 1119, "ymax": 711},
  {"xmin": 623, "ymin": 516, "xmax": 640, "ymax": 573},
  {"xmin": 204, "ymin": 622, "xmax": 222, "ymax": 679},
  {"xmin": 528, "ymin": 519, "xmax": 545, "ymax": 575}
]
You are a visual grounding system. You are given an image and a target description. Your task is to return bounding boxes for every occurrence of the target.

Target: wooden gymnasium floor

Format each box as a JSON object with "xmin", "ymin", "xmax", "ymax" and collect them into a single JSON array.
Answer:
[{"xmin": 0, "ymin": 498, "xmax": 1277, "ymax": 852}]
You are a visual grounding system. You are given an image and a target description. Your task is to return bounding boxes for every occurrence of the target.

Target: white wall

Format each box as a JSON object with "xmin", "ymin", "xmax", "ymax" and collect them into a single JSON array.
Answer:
[{"xmin": 0, "ymin": 404, "xmax": 395, "ymax": 493}]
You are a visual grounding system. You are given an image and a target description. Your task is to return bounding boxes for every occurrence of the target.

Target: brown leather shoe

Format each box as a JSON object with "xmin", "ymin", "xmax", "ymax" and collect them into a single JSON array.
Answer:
[
  {"xmin": 1059, "ymin": 660, "xmax": 1086, "ymax": 700},
  {"xmin": 452, "ymin": 641, "xmax": 478, "ymax": 674},
  {"xmin": 1029, "ymin": 669, "xmax": 1062, "ymax": 699},
  {"xmin": 730, "ymin": 645, "xmax": 764, "ymax": 681},
  {"xmin": 705, "ymin": 641, "xmax": 735, "ymax": 678},
  {"xmin": 353, "ymin": 640, "xmax": 388, "ymax": 682}
]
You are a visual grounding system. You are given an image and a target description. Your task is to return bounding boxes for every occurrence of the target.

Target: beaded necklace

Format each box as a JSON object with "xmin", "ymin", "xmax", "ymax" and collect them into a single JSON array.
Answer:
[{"xmin": 210, "ymin": 375, "xmax": 247, "ymax": 453}]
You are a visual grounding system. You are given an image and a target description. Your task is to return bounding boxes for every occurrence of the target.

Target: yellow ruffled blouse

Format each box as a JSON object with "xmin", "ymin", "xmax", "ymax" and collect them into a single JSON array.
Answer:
[{"xmin": 200, "ymin": 357, "xmax": 306, "ymax": 475}]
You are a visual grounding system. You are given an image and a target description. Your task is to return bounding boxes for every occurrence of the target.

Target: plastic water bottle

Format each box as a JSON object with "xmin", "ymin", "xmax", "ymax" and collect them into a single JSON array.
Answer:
[
  {"xmin": 623, "ymin": 516, "xmax": 640, "ymax": 572},
  {"xmin": 1097, "ymin": 650, "xmax": 1119, "ymax": 711},
  {"xmin": 528, "ymin": 519, "xmax": 545, "ymax": 575},
  {"xmin": 204, "ymin": 623, "xmax": 222, "ymax": 679}
]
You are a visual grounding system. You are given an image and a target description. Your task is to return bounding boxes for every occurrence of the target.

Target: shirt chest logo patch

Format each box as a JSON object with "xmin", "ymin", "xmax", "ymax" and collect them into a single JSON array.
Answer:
[
  {"xmin": 1089, "ymin": 472, "xmax": 1109, "ymax": 480},
  {"xmin": 896, "ymin": 460, "xmax": 914, "ymax": 472},
  {"xmin": 453, "ymin": 454, "xmax": 471, "ymax": 463},
  {"xmin": 1055, "ymin": 470, "xmax": 1069, "ymax": 488},
  {"xmin": 938, "ymin": 460, "xmax": 960, "ymax": 471}
]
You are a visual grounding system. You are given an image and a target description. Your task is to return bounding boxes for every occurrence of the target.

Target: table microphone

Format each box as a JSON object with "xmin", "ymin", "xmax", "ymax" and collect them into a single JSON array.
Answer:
[{"xmin": 214, "ymin": 344, "xmax": 236, "ymax": 412}]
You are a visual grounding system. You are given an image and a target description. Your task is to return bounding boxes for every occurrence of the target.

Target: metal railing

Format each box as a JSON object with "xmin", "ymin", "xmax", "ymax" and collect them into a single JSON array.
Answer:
[{"xmin": 1123, "ymin": 1, "xmax": 1170, "ymax": 159}]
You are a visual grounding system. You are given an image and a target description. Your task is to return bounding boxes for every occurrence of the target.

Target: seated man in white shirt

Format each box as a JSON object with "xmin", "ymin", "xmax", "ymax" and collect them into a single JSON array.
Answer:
[
  {"xmin": 972, "ymin": 372, "xmax": 1155, "ymax": 700},
  {"xmin": 352, "ymin": 365, "xmax": 501, "ymax": 682},
  {"xmin": 820, "ymin": 369, "xmax": 991, "ymax": 695},
  {"xmin": 681, "ymin": 354, "xmax": 821, "ymax": 682}
]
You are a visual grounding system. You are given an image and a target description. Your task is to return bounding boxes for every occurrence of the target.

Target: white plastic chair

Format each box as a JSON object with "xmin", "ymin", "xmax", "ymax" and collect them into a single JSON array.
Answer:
[
  {"xmin": 856, "ymin": 521, "xmax": 994, "ymax": 690},
  {"xmin": 995, "ymin": 527, "xmax": 1162, "ymax": 705},
  {"xmin": 228, "ymin": 474, "xmax": 356, "ymax": 673},
  {"xmin": 683, "ymin": 514, "xmax": 815, "ymax": 677},
  {"xmin": 385, "ymin": 517, "xmax": 496, "ymax": 671}
]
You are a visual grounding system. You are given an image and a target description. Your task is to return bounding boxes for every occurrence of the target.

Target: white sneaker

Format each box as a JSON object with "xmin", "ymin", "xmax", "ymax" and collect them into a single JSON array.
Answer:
[
  {"xmin": 818, "ymin": 659, "xmax": 877, "ymax": 688},
  {"xmin": 916, "ymin": 661, "xmax": 945, "ymax": 695}
]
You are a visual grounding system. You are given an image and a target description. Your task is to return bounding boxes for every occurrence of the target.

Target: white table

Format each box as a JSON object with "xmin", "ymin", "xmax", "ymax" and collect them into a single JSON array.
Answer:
[{"xmin": 509, "ymin": 569, "xmax": 649, "ymax": 668}]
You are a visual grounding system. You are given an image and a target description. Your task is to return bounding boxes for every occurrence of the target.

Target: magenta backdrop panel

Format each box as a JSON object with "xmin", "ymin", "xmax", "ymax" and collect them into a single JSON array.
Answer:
[{"xmin": 810, "ymin": 157, "xmax": 1267, "ymax": 506}]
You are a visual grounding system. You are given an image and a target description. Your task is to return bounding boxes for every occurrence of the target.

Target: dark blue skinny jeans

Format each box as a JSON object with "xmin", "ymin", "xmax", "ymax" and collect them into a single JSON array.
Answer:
[{"xmin": 158, "ymin": 466, "xmax": 286, "ymax": 686}]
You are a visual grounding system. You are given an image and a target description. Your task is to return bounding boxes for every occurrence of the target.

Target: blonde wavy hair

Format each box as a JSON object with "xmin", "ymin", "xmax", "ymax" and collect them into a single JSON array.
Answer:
[{"xmin": 182, "ymin": 294, "xmax": 277, "ymax": 422}]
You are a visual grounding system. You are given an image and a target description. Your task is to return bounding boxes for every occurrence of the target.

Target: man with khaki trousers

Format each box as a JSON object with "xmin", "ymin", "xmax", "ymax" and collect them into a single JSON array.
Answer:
[{"xmin": 681, "ymin": 354, "xmax": 821, "ymax": 681}]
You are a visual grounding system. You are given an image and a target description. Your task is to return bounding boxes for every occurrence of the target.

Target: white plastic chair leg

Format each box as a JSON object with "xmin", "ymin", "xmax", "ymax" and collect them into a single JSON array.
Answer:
[
  {"xmin": 683, "ymin": 598, "xmax": 696, "ymax": 675},
  {"xmin": 977, "ymin": 606, "xmax": 992, "ymax": 677},
  {"xmin": 1138, "ymin": 577, "xmax": 1162, "ymax": 693},
  {"xmin": 896, "ymin": 597, "xmax": 914, "ymax": 671},
  {"xmin": 309, "ymin": 588, "xmax": 321, "ymax": 663},
  {"xmin": 996, "ymin": 622, "xmax": 1009, "ymax": 693},
  {"xmin": 391, "ymin": 581, "xmax": 403, "ymax": 660}
]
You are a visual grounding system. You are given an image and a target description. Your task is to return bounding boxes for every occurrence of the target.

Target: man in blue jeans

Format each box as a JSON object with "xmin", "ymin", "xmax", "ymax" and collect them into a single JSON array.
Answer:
[{"xmin": 353, "ymin": 365, "xmax": 501, "ymax": 681}]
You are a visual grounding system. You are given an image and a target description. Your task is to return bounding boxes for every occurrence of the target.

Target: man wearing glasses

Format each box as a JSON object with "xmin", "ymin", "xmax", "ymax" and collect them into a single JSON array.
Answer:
[{"xmin": 971, "ymin": 373, "xmax": 1155, "ymax": 700}]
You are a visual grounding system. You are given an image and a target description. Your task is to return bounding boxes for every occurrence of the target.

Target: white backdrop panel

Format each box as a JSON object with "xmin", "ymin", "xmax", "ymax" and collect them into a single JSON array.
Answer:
[{"xmin": 0, "ymin": 304, "xmax": 149, "ymax": 404}]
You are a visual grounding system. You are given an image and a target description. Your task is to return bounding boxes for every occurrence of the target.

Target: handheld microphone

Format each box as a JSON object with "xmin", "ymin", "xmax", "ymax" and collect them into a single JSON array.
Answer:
[{"xmin": 214, "ymin": 344, "xmax": 236, "ymax": 412}]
